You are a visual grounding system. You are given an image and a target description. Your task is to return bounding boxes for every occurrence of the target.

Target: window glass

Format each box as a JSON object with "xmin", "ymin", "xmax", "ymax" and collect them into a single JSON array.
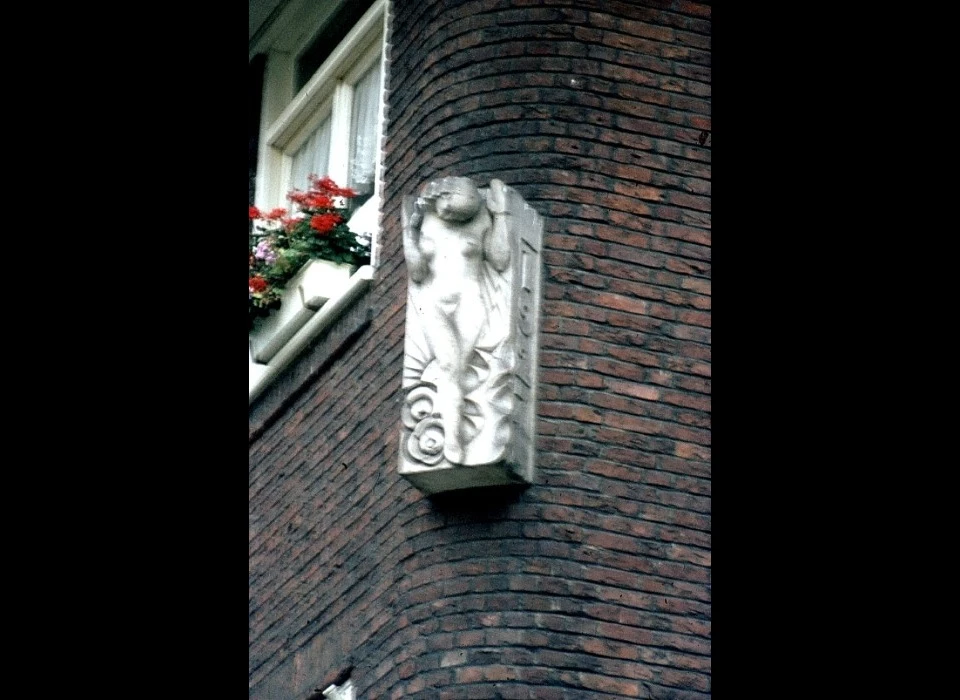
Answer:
[
  {"xmin": 295, "ymin": 0, "xmax": 374, "ymax": 92},
  {"xmin": 291, "ymin": 116, "xmax": 332, "ymax": 195},
  {"xmin": 349, "ymin": 60, "xmax": 382, "ymax": 205}
]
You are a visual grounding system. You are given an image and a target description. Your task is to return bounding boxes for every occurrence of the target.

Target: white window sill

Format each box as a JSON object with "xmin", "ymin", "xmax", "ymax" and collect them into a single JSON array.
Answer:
[{"xmin": 249, "ymin": 263, "xmax": 374, "ymax": 404}]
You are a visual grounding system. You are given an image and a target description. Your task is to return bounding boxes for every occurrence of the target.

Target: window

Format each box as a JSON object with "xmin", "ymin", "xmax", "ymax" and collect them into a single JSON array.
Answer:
[
  {"xmin": 252, "ymin": 0, "xmax": 386, "ymax": 265},
  {"xmin": 249, "ymin": 0, "xmax": 386, "ymax": 401}
]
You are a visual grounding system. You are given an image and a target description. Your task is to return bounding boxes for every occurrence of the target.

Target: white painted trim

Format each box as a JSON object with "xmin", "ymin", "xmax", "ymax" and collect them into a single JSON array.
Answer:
[
  {"xmin": 256, "ymin": 51, "xmax": 293, "ymax": 211},
  {"xmin": 249, "ymin": 259, "xmax": 355, "ymax": 364},
  {"xmin": 249, "ymin": 265, "xmax": 374, "ymax": 404},
  {"xmin": 369, "ymin": 2, "xmax": 390, "ymax": 269},
  {"xmin": 284, "ymin": 93, "xmax": 335, "ymax": 162},
  {"xmin": 264, "ymin": 1, "xmax": 385, "ymax": 152}
]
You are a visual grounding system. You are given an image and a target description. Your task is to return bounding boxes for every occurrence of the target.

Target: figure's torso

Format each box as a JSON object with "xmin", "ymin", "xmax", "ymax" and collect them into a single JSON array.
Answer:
[{"xmin": 419, "ymin": 209, "xmax": 491, "ymax": 303}]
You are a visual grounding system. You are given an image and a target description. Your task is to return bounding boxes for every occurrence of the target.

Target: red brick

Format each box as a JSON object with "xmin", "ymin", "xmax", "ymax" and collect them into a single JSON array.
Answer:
[{"xmin": 608, "ymin": 380, "xmax": 662, "ymax": 402}]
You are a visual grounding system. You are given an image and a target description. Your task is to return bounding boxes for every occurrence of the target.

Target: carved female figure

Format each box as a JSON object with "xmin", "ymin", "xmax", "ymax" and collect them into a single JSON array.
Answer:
[{"xmin": 402, "ymin": 176, "xmax": 510, "ymax": 463}]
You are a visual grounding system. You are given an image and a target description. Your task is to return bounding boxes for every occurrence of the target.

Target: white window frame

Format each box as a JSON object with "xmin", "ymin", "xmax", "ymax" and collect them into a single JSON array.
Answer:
[{"xmin": 254, "ymin": 0, "xmax": 387, "ymax": 267}]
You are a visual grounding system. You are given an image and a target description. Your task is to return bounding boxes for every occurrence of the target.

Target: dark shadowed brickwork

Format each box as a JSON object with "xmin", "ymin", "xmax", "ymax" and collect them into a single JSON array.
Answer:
[{"xmin": 250, "ymin": 1, "xmax": 710, "ymax": 697}]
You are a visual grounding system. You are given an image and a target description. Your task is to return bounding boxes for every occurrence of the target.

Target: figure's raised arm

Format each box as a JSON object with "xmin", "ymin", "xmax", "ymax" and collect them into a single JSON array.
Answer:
[
  {"xmin": 484, "ymin": 179, "xmax": 511, "ymax": 272},
  {"xmin": 402, "ymin": 196, "xmax": 429, "ymax": 283}
]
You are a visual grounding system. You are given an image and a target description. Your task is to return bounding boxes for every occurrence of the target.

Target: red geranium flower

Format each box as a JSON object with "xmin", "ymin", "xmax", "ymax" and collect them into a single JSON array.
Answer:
[
  {"xmin": 310, "ymin": 212, "xmax": 342, "ymax": 234},
  {"xmin": 251, "ymin": 174, "xmax": 367, "ymax": 329},
  {"xmin": 287, "ymin": 190, "xmax": 308, "ymax": 206},
  {"xmin": 309, "ymin": 174, "xmax": 356, "ymax": 198},
  {"xmin": 312, "ymin": 175, "xmax": 338, "ymax": 191},
  {"xmin": 306, "ymin": 194, "xmax": 333, "ymax": 209}
]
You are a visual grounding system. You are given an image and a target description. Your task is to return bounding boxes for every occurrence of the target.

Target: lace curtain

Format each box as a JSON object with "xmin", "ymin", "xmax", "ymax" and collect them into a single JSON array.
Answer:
[
  {"xmin": 291, "ymin": 116, "xmax": 332, "ymax": 194},
  {"xmin": 288, "ymin": 59, "xmax": 379, "ymax": 200},
  {"xmin": 349, "ymin": 61, "xmax": 382, "ymax": 198}
]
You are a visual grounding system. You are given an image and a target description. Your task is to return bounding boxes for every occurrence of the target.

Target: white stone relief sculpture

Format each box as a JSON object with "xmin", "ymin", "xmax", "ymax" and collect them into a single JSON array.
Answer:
[{"xmin": 399, "ymin": 176, "xmax": 542, "ymax": 494}]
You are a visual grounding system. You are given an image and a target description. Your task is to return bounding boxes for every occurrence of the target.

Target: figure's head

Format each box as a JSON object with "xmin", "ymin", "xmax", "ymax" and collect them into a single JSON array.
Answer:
[{"xmin": 421, "ymin": 176, "xmax": 481, "ymax": 223}]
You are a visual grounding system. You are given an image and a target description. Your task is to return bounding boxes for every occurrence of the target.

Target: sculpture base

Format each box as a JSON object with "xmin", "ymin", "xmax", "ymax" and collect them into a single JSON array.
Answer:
[{"xmin": 399, "ymin": 460, "xmax": 529, "ymax": 495}]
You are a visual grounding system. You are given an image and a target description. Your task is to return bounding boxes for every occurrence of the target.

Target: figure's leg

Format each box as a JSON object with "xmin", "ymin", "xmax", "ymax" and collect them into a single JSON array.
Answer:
[
  {"xmin": 420, "ymin": 305, "xmax": 467, "ymax": 463},
  {"xmin": 453, "ymin": 292, "xmax": 485, "ymax": 381}
]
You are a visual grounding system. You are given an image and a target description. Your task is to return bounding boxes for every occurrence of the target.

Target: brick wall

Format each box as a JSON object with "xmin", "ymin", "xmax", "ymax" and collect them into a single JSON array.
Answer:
[{"xmin": 250, "ymin": 1, "xmax": 710, "ymax": 697}]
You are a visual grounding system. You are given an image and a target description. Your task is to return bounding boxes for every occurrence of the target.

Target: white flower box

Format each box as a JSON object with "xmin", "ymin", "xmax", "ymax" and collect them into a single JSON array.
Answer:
[{"xmin": 249, "ymin": 258, "xmax": 354, "ymax": 364}]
